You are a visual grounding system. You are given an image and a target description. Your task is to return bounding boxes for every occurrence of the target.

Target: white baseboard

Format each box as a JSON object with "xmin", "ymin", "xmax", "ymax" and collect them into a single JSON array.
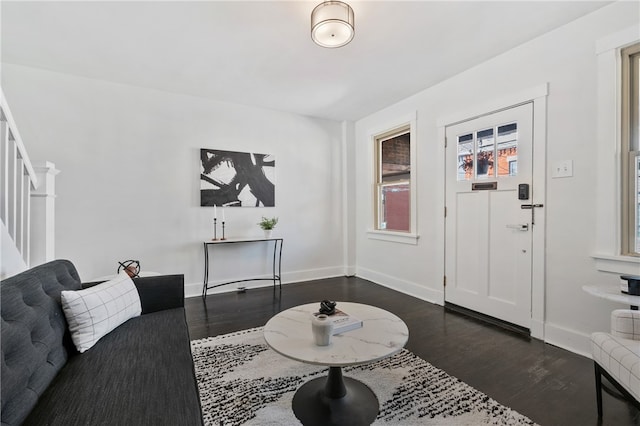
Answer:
[
  {"xmin": 185, "ymin": 265, "xmax": 346, "ymax": 299},
  {"xmin": 543, "ymin": 321, "xmax": 592, "ymax": 359},
  {"xmin": 343, "ymin": 264, "xmax": 356, "ymax": 277},
  {"xmin": 285, "ymin": 266, "xmax": 346, "ymax": 284},
  {"xmin": 356, "ymin": 266, "xmax": 444, "ymax": 306},
  {"xmin": 530, "ymin": 318, "xmax": 545, "ymax": 340},
  {"xmin": 353, "ymin": 268, "xmax": 592, "ymax": 359}
]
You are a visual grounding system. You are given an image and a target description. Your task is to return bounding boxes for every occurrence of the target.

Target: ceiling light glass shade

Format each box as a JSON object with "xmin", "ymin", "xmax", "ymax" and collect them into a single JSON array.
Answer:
[{"xmin": 311, "ymin": 1, "xmax": 355, "ymax": 48}]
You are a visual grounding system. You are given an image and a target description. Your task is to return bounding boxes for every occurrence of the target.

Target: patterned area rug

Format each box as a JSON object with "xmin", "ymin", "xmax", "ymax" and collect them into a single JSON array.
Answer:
[{"xmin": 191, "ymin": 327, "xmax": 537, "ymax": 426}]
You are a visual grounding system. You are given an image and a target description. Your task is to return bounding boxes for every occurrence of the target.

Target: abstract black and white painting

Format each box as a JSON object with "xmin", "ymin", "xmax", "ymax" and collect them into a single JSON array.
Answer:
[{"xmin": 200, "ymin": 149, "xmax": 275, "ymax": 207}]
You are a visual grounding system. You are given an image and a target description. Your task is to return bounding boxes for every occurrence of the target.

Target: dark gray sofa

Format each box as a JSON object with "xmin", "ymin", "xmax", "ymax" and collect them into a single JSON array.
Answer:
[{"xmin": 1, "ymin": 259, "xmax": 203, "ymax": 426}]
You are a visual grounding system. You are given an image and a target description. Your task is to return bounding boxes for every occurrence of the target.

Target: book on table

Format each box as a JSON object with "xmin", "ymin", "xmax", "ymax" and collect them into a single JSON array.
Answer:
[{"xmin": 313, "ymin": 308, "xmax": 363, "ymax": 335}]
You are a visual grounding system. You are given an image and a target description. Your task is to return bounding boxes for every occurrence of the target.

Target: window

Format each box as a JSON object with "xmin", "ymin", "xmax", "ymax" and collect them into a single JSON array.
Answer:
[
  {"xmin": 593, "ymin": 27, "xmax": 639, "ymax": 273},
  {"xmin": 456, "ymin": 123, "xmax": 518, "ymax": 181},
  {"xmin": 375, "ymin": 125, "xmax": 411, "ymax": 232},
  {"xmin": 622, "ymin": 43, "xmax": 640, "ymax": 256}
]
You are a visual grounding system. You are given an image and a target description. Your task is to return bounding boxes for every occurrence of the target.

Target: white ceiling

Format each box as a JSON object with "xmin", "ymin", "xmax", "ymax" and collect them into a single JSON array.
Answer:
[{"xmin": 1, "ymin": 1, "xmax": 611, "ymax": 121}]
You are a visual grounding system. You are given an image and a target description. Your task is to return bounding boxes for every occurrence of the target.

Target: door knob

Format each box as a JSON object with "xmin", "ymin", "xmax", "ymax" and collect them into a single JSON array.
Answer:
[{"xmin": 506, "ymin": 224, "xmax": 529, "ymax": 231}]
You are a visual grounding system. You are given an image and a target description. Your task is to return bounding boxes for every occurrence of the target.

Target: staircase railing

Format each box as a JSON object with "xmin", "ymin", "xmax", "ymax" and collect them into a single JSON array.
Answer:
[{"xmin": 1, "ymin": 88, "xmax": 39, "ymax": 267}]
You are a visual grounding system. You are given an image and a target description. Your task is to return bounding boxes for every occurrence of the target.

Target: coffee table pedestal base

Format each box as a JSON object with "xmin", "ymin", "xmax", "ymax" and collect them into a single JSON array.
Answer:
[{"xmin": 292, "ymin": 366, "xmax": 378, "ymax": 426}]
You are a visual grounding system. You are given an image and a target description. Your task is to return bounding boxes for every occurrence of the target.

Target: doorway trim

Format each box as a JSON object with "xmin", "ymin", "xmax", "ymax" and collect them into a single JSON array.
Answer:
[{"xmin": 436, "ymin": 83, "xmax": 548, "ymax": 340}]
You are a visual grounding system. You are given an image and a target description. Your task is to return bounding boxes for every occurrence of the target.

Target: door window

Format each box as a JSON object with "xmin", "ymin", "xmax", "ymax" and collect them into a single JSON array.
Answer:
[{"xmin": 457, "ymin": 122, "xmax": 518, "ymax": 181}]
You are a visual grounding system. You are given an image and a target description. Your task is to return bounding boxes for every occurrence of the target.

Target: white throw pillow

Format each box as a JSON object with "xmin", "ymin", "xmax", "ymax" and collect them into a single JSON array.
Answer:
[{"xmin": 61, "ymin": 271, "xmax": 142, "ymax": 353}]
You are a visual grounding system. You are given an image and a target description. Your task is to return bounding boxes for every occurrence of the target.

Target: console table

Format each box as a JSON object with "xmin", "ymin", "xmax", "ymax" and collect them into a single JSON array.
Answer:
[{"xmin": 202, "ymin": 237, "xmax": 283, "ymax": 300}]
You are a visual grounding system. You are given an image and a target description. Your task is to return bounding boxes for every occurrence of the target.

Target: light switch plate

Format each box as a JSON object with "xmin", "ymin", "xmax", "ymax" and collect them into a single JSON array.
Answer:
[{"xmin": 552, "ymin": 160, "xmax": 573, "ymax": 178}]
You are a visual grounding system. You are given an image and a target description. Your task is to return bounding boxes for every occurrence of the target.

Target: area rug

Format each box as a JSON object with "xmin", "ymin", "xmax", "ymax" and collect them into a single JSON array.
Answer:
[{"xmin": 191, "ymin": 327, "xmax": 537, "ymax": 426}]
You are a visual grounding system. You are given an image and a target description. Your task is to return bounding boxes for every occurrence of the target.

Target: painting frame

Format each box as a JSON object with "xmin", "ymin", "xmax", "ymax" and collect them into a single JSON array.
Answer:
[{"xmin": 200, "ymin": 148, "xmax": 275, "ymax": 207}]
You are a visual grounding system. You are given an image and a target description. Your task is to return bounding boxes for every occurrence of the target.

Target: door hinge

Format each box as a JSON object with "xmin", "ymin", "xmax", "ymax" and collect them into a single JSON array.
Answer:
[
  {"xmin": 444, "ymin": 206, "xmax": 447, "ymax": 217},
  {"xmin": 444, "ymin": 137, "xmax": 448, "ymax": 148},
  {"xmin": 443, "ymin": 275, "xmax": 447, "ymax": 287}
]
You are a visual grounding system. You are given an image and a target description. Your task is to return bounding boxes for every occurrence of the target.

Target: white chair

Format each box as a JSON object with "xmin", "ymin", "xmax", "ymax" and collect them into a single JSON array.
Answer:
[{"xmin": 590, "ymin": 309, "xmax": 640, "ymax": 418}]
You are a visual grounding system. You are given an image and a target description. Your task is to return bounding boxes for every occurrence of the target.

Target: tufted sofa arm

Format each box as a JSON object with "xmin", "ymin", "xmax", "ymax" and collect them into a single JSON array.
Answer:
[
  {"xmin": 1, "ymin": 260, "xmax": 82, "ymax": 426},
  {"xmin": 611, "ymin": 309, "xmax": 640, "ymax": 341}
]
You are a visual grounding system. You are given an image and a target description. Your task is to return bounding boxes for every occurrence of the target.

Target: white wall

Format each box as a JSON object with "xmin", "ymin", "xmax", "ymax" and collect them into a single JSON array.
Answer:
[
  {"xmin": 354, "ymin": 1, "xmax": 640, "ymax": 355},
  {"xmin": 3, "ymin": 1, "xmax": 639, "ymax": 356},
  {"xmin": 1, "ymin": 221, "xmax": 27, "ymax": 279},
  {"xmin": 1, "ymin": 65, "xmax": 345, "ymax": 296}
]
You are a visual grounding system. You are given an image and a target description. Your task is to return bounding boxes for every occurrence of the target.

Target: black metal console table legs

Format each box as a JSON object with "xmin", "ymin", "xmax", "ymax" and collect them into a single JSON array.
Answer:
[{"xmin": 202, "ymin": 238, "xmax": 283, "ymax": 300}]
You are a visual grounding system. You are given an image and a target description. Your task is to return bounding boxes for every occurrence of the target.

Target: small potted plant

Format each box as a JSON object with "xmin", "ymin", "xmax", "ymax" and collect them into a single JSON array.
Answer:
[{"xmin": 258, "ymin": 216, "xmax": 278, "ymax": 238}]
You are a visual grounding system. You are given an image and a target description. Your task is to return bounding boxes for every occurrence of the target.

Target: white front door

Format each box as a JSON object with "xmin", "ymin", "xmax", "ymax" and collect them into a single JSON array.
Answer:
[{"xmin": 445, "ymin": 103, "xmax": 534, "ymax": 329}]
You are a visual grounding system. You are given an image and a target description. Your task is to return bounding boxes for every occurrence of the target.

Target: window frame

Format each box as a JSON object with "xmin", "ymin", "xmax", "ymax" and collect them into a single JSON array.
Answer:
[
  {"xmin": 593, "ymin": 25, "xmax": 640, "ymax": 275},
  {"xmin": 375, "ymin": 125, "xmax": 411, "ymax": 232},
  {"xmin": 621, "ymin": 43, "xmax": 640, "ymax": 256},
  {"xmin": 367, "ymin": 113, "xmax": 418, "ymax": 245}
]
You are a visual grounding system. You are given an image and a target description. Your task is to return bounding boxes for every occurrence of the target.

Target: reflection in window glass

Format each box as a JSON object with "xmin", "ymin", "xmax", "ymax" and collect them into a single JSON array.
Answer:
[
  {"xmin": 381, "ymin": 134, "xmax": 410, "ymax": 182},
  {"xmin": 497, "ymin": 123, "xmax": 518, "ymax": 176},
  {"xmin": 476, "ymin": 129, "xmax": 494, "ymax": 179},
  {"xmin": 380, "ymin": 183, "xmax": 410, "ymax": 231},
  {"xmin": 457, "ymin": 133, "xmax": 473, "ymax": 181},
  {"xmin": 456, "ymin": 123, "xmax": 518, "ymax": 181}
]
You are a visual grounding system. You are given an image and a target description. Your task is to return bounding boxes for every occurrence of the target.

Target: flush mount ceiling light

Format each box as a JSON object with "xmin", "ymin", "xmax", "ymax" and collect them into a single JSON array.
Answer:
[{"xmin": 311, "ymin": 1, "xmax": 355, "ymax": 48}]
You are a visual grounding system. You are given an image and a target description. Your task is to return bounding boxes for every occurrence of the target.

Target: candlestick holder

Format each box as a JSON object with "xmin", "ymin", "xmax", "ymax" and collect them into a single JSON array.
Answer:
[
  {"xmin": 212, "ymin": 218, "xmax": 219, "ymax": 241},
  {"xmin": 221, "ymin": 221, "xmax": 227, "ymax": 240}
]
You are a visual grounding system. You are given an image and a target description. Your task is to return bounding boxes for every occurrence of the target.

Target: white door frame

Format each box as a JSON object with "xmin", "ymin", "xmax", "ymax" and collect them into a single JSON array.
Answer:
[{"xmin": 435, "ymin": 83, "xmax": 548, "ymax": 340}]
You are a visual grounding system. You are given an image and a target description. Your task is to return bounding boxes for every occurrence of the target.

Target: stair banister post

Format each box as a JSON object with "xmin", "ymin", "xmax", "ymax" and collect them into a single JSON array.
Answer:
[{"xmin": 30, "ymin": 161, "xmax": 59, "ymax": 266}]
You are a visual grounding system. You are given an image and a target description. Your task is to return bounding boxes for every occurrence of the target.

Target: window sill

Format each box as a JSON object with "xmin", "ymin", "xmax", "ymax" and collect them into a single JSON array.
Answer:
[
  {"xmin": 366, "ymin": 230, "xmax": 419, "ymax": 245},
  {"xmin": 593, "ymin": 254, "xmax": 640, "ymax": 275}
]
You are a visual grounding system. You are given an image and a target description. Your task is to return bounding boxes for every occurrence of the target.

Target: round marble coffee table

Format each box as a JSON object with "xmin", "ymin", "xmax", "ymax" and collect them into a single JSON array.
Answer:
[{"xmin": 263, "ymin": 302, "xmax": 409, "ymax": 426}]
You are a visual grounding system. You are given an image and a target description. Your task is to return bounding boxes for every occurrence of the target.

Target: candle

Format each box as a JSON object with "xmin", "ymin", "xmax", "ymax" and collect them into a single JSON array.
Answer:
[
  {"xmin": 214, "ymin": 205, "xmax": 217, "ymax": 219},
  {"xmin": 222, "ymin": 206, "xmax": 226, "ymax": 222}
]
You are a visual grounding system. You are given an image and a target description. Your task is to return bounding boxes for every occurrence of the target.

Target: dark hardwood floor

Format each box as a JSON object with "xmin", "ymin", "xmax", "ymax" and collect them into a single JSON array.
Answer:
[{"xmin": 185, "ymin": 276, "xmax": 640, "ymax": 426}]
